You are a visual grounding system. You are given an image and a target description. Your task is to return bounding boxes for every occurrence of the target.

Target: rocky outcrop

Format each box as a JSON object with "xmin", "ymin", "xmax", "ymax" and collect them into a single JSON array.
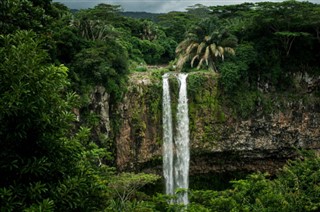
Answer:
[{"xmin": 114, "ymin": 71, "xmax": 320, "ymax": 175}]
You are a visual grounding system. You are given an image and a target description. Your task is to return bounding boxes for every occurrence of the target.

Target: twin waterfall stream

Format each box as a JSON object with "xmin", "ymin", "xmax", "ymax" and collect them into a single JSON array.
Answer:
[{"xmin": 162, "ymin": 73, "xmax": 190, "ymax": 205}]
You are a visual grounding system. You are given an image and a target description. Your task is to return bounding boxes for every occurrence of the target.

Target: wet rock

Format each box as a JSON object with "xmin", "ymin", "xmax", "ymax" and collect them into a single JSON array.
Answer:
[{"xmin": 111, "ymin": 72, "xmax": 320, "ymax": 174}]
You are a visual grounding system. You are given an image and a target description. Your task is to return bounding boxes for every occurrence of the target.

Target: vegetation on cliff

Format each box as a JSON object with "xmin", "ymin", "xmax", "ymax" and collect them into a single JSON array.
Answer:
[{"xmin": 1, "ymin": 0, "xmax": 320, "ymax": 210}]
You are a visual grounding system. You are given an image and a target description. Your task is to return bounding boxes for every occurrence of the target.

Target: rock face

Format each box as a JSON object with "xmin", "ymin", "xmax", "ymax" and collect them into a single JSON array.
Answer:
[
  {"xmin": 114, "ymin": 71, "xmax": 320, "ymax": 175},
  {"xmin": 89, "ymin": 86, "xmax": 111, "ymax": 139},
  {"xmin": 116, "ymin": 72, "xmax": 163, "ymax": 171},
  {"xmin": 191, "ymin": 110, "xmax": 320, "ymax": 175}
]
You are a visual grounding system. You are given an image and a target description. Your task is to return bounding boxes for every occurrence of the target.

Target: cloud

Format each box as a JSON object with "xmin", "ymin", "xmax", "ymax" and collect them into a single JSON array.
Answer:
[
  {"xmin": 54, "ymin": 0, "xmax": 199, "ymax": 12},
  {"xmin": 53, "ymin": 0, "xmax": 319, "ymax": 13}
]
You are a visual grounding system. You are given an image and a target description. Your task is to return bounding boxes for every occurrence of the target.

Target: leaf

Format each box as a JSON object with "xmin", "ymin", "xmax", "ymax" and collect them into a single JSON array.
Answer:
[
  {"xmin": 210, "ymin": 43, "xmax": 217, "ymax": 55},
  {"xmin": 225, "ymin": 47, "xmax": 235, "ymax": 55},
  {"xmin": 204, "ymin": 46, "xmax": 210, "ymax": 65},
  {"xmin": 197, "ymin": 42, "xmax": 206, "ymax": 54},
  {"xmin": 218, "ymin": 46, "xmax": 224, "ymax": 57},
  {"xmin": 197, "ymin": 58, "xmax": 205, "ymax": 69},
  {"xmin": 191, "ymin": 55, "xmax": 199, "ymax": 67},
  {"xmin": 186, "ymin": 42, "xmax": 199, "ymax": 55}
]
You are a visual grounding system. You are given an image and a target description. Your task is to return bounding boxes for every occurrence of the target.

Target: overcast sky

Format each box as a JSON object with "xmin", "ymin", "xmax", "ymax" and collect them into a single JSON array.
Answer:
[{"xmin": 52, "ymin": 0, "xmax": 320, "ymax": 13}]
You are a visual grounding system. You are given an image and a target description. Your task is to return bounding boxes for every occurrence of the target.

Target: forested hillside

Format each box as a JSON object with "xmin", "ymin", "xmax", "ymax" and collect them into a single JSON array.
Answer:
[{"xmin": 1, "ymin": 0, "xmax": 320, "ymax": 211}]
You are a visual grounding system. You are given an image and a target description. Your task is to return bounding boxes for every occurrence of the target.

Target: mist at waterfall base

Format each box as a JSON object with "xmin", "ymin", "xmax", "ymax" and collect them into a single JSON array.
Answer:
[{"xmin": 162, "ymin": 73, "xmax": 190, "ymax": 205}]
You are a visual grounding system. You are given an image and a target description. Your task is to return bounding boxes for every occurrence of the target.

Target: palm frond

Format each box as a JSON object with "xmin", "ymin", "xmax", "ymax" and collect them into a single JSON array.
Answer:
[
  {"xmin": 204, "ymin": 46, "xmax": 210, "ymax": 65},
  {"xmin": 197, "ymin": 42, "xmax": 206, "ymax": 55},
  {"xmin": 225, "ymin": 47, "xmax": 235, "ymax": 55},
  {"xmin": 197, "ymin": 57, "xmax": 205, "ymax": 69},
  {"xmin": 186, "ymin": 43, "xmax": 199, "ymax": 55},
  {"xmin": 176, "ymin": 54, "xmax": 189, "ymax": 70},
  {"xmin": 215, "ymin": 49, "xmax": 219, "ymax": 57},
  {"xmin": 176, "ymin": 21, "xmax": 237, "ymax": 71},
  {"xmin": 218, "ymin": 46, "xmax": 225, "ymax": 60},
  {"xmin": 191, "ymin": 55, "xmax": 199, "ymax": 68},
  {"xmin": 176, "ymin": 39, "xmax": 192, "ymax": 54},
  {"xmin": 218, "ymin": 46, "xmax": 224, "ymax": 57},
  {"xmin": 209, "ymin": 43, "xmax": 217, "ymax": 55}
]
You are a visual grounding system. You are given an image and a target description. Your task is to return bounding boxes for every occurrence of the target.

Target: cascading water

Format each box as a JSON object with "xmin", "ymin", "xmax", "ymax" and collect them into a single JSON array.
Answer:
[
  {"xmin": 162, "ymin": 73, "xmax": 174, "ymax": 196},
  {"xmin": 174, "ymin": 73, "xmax": 190, "ymax": 205},
  {"xmin": 162, "ymin": 73, "xmax": 190, "ymax": 205}
]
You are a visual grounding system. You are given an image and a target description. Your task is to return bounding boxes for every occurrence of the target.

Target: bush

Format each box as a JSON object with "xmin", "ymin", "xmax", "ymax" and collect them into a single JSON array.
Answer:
[
  {"xmin": 188, "ymin": 150, "xmax": 320, "ymax": 212},
  {"xmin": 0, "ymin": 31, "xmax": 112, "ymax": 211}
]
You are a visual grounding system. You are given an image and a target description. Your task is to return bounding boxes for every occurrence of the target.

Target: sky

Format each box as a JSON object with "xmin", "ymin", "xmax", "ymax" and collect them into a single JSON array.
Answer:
[{"xmin": 52, "ymin": 0, "xmax": 320, "ymax": 13}]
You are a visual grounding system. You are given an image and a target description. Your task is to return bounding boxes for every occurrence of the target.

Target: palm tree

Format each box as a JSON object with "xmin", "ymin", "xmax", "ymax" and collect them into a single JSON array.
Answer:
[
  {"xmin": 139, "ymin": 20, "xmax": 159, "ymax": 41},
  {"xmin": 72, "ymin": 4, "xmax": 120, "ymax": 41},
  {"xmin": 176, "ymin": 18, "xmax": 237, "ymax": 72},
  {"xmin": 74, "ymin": 19, "xmax": 118, "ymax": 41}
]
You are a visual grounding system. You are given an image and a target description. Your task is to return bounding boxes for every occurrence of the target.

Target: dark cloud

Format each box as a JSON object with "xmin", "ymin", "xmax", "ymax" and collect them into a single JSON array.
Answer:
[{"xmin": 53, "ymin": 0, "xmax": 319, "ymax": 13}]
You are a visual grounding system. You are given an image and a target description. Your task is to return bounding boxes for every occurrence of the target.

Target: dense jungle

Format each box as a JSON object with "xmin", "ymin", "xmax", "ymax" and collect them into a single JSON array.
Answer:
[{"xmin": 1, "ymin": 0, "xmax": 320, "ymax": 211}]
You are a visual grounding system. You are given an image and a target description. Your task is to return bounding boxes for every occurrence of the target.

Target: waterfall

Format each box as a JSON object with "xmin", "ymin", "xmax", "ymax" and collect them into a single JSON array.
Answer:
[
  {"xmin": 162, "ymin": 73, "xmax": 174, "ymax": 196},
  {"xmin": 174, "ymin": 73, "xmax": 190, "ymax": 205},
  {"xmin": 162, "ymin": 73, "xmax": 190, "ymax": 205}
]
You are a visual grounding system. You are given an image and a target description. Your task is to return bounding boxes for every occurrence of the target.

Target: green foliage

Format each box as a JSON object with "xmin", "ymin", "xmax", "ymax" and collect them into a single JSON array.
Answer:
[
  {"xmin": 51, "ymin": 20, "xmax": 87, "ymax": 64},
  {"xmin": 0, "ymin": 30, "xmax": 71, "ymax": 142},
  {"xmin": 219, "ymin": 42, "xmax": 256, "ymax": 93},
  {"xmin": 73, "ymin": 3, "xmax": 123, "ymax": 37},
  {"xmin": 0, "ymin": 30, "xmax": 112, "ymax": 211},
  {"xmin": 0, "ymin": 0, "xmax": 53, "ymax": 34},
  {"xmin": 228, "ymin": 90, "xmax": 262, "ymax": 119},
  {"xmin": 23, "ymin": 199, "xmax": 55, "ymax": 212},
  {"xmin": 219, "ymin": 62, "xmax": 243, "ymax": 92},
  {"xmin": 136, "ymin": 19, "xmax": 164, "ymax": 41},
  {"xmin": 150, "ymin": 68, "xmax": 170, "ymax": 79},
  {"xmin": 2, "ymin": 1, "xmax": 320, "ymax": 211},
  {"xmin": 187, "ymin": 151, "xmax": 320, "ymax": 212},
  {"xmin": 72, "ymin": 40, "xmax": 129, "ymax": 102},
  {"xmin": 211, "ymin": 1, "xmax": 320, "ymax": 91},
  {"xmin": 176, "ymin": 17, "xmax": 237, "ymax": 72},
  {"xmin": 186, "ymin": 4, "xmax": 211, "ymax": 19},
  {"xmin": 134, "ymin": 65, "xmax": 148, "ymax": 72},
  {"xmin": 157, "ymin": 37, "xmax": 178, "ymax": 63},
  {"xmin": 274, "ymin": 151, "xmax": 320, "ymax": 211},
  {"xmin": 158, "ymin": 11, "xmax": 199, "ymax": 43},
  {"xmin": 108, "ymin": 172, "xmax": 160, "ymax": 211},
  {"xmin": 183, "ymin": 72, "xmax": 229, "ymax": 145},
  {"xmin": 131, "ymin": 37, "xmax": 165, "ymax": 64}
]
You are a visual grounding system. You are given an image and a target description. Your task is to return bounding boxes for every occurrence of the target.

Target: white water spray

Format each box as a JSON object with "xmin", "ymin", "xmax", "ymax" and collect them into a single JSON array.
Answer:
[
  {"xmin": 162, "ymin": 73, "xmax": 174, "ymax": 196},
  {"xmin": 174, "ymin": 73, "xmax": 190, "ymax": 205},
  {"xmin": 162, "ymin": 73, "xmax": 190, "ymax": 205}
]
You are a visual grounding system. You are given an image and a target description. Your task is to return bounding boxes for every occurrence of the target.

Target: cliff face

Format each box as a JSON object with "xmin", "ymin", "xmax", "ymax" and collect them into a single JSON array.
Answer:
[
  {"xmin": 113, "ymin": 70, "xmax": 320, "ymax": 175},
  {"xmin": 90, "ymin": 86, "xmax": 111, "ymax": 138},
  {"xmin": 116, "ymin": 71, "xmax": 163, "ymax": 171}
]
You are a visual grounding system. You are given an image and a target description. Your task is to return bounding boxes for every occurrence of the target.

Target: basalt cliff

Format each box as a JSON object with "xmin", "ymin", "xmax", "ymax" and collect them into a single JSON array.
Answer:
[{"xmin": 91, "ymin": 70, "xmax": 320, "ymax": 176}]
